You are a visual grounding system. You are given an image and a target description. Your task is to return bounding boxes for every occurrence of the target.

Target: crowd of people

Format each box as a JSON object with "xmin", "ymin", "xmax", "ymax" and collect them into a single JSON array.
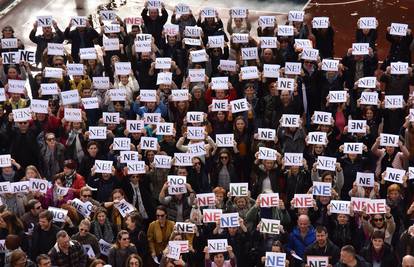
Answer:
[{"xmin": 0, "ymin": 1, "xmax": 414, "ymax": 267}]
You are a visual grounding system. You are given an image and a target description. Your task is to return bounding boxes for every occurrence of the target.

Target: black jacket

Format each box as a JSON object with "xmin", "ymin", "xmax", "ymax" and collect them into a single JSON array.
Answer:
[
  {"xmin": 304, "ymin": 239, "xmax": 340, "ymax": 265},
  {"xmin": 360, "ymin": 242, "xmax": 398, "ymax": 267}
]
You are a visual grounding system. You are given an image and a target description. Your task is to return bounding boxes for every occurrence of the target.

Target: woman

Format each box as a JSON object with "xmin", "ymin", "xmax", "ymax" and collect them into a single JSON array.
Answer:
[
  {"xmin": 89, "ymin": 259, "xmax": 106, "ymax": 267},
  {"xmin": 90, "ymin": 208, "xmax": 116, "ymax": 243},
  {"xmin": 39, "ymin": 132, "xmax": 65, "ymax": 180},
  {"xmin": 258, "ymin": 241, "xmax": 289, "ymax": 267},
  {"xmin": 125, "ymin": 212, "xmax": 147, "ymax": 259},
  {"xmin": 203, "ymin": 245, "xmax": 236, "ymax": 267},
  {"xmin": 360, "ymin": 230, "xmax": 398, "ymax": 267},
  {"xmin": 103, "ymin": 189, "xmax": 128, "ymax": 232},
  {"xmin": 232, "ymin": 116, "xmax": 253, "ymax": 182},
  {"xmin": 6, "ymin": 249, "xmax": 35, "ymax": 267},
  {"xmin": 125, "ymin": 254, "xmax": 143, "ymax": 267},
  {"xmin": 41, "ymin": 175, "xmax": 74, "ymax": 208},
  {"xmin": 108, "ymin": 230, "xmax": 138, "ymax": 267},
  {"xmin": 0, "ymin": 211, "xmax": 24, "ymax": 236},
  {"xmin": 362, "ymin": 207, "xmax": 396, "ymax": 245},
  {"xmin": 210, "ymin": 149, "xmax": 238, "ymax": 190}
]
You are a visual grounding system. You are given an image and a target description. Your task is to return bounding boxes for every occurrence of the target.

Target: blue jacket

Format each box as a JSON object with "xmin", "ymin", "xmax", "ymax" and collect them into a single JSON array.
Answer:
[
  {"xmin": 286, "ymin": 226, "xmax": 316, "ymax": 258},
  {"xmin": 132, "ymin": 101, "xmax": 168, "ymax": 118}
]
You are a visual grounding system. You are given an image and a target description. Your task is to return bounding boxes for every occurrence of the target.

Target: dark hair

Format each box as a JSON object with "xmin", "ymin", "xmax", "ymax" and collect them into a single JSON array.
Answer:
[
  {"xmin": 26, "ymin": 199, "xmax": 40, "ymax": 210},
  {"xmin": 56, "ymin": 230, "xmax": 68, "ymax": 239},
  {"xmin": 126, "ymin": 254, "xmax": 143, "ymax": 267},
  {"xmin": 371, "ymin": 230, "xmax": 385, "ymax": 240},
  {"xmin": 341, "ymin": 245, "xmax": 356, "ymax": 257},
  {"xmin": 89, "ymin": 259, "xmax": 105, "ymax": 267},
  {"xmin": 87, "ymin": 141, "xmax": 99, "ymax": 149},
  {"xmin": 126, "ymin": 212, "xmax": 143, "ymax": 228},
  {"xmin": 39, "ymin": 210, "xmax": 53, "ymax": 221},
  {"xmin": 5, "ymin": 234, "xmax": 21, "ymax": 250},
  {"xmin": 156, "ymin": 205, "xmax": 167, "ymax": 214},
  {"xmin": 36, "ymin": 254, "xmax": 50, "ymax": 264},
  {"xmin": 2, "ymin": 211, "xmax": 24, "ymax": 234},
  {"xmin": 315, "ymin": 225, "xmax": 328, "ymax": 234}
]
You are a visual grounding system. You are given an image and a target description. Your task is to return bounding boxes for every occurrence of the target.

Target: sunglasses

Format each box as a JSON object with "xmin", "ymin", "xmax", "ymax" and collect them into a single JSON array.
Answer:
[
  {"xmin": 46, "ymin": 137, "xmax": 56, "ymax": 141},
  {"xmin": 156, "ymin": 214, "xmax": 166, "ymax": 218},
  {"xmin": 121, "ymin": 237, "xmax": 130, "ymax": 241},
  {"xmin": 82, "ymin": 194, "xmax": 92, "ymax": 198},
  {"xmin": 220, "ymin": 156, "xmax": 228, "ymax": 159}
]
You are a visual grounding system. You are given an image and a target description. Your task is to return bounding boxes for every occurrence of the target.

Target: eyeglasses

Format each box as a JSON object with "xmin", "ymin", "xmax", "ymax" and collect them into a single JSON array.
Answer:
[
  {"xmin": 156, "ymin": 214, "xmax": 166, "ymax": 218},
  {"xmin": 46, "ymin": 137, "xmax": 56, "ymax": 141},
  {"xmin": 121, "ymin": 237, "xmax": 130, "ymax": 241},
  {"xmin": 220, "ymin": 156, "xmax": 228, "ymax": 160},
  {"xmin": 373, "ymin": 218, "xmax": 384, "ymax": 222},
  {"xmin": 82, "ymin": 194, "xmax": 92, "ymax": 198}
]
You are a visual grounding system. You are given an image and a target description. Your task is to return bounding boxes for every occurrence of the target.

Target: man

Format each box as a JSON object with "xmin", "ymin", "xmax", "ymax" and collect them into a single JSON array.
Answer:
[
  {"xmin": 29, "ymin": 20, "xmax": 64, "ymax": 65},
  {"xmin": 141, "ymin": 1, "xmax": 168, "ymax": 48},
  {"xmin": 64, "ymin": 19, "xmax": 99, "ymax": 63},
  {"xmin": 335, "ymin": 245, "xmax": 370, "ymax": 267},
  {"xmin": 403, "ymin": 255, "xmax": 414, "ymax": 267},
  {"xmin": 304, "ymin": 226, "xmax": 340, "ymax": 266},
  {"xmin": 21, "ymin": 199, "xmax": 42, "ymax": 233},
  {"xmin": 37, "ymin": 254, "xmax": 52, "ymax": 267},
  {"xmin": 286, "ymin": 215, "xmax": 316, "ymax": 266},
  {"xmin": 49, "ymin": 230, "xmax": 87, "ymax": 267},
  {"xmin": 31, "ymin": 211, "xmax": 60, "ymax": 261}
]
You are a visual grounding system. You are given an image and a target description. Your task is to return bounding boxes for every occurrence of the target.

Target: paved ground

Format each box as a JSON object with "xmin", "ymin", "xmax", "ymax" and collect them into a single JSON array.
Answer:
[
  {"xmin": 0, "ymin": 0, "xmax": 307, "ymax": 51},
  {"xmin": 306, "ymin": 0, "xmax": 414, "ymax": 61},
  {"xmin": 1, "ymin": 0, "xmax": 412, "ymax": 63}
]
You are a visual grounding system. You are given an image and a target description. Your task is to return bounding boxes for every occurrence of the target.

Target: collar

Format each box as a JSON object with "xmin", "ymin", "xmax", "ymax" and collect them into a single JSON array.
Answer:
[{"xmin": 54, "ymin": 241, "xmax": 75, "ymax": 253}]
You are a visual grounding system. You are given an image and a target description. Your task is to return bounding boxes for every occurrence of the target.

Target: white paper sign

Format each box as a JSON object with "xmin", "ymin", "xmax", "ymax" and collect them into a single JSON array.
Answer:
[
  {"xmin": 230, "ymin": 98, "xmax": 249, "ymax": 113},
  {"xmin": 81, "ymin": 97, "xmax": 99, "ymax": 109},
  {"xmin": 174, "ymin": 153, "xmax": 193, "ymax": 166},
  {"xmin": 37, "ymin": 16, "xmax": 53, "ymax": 27},
  {"xmin": 229, "ymin": 183, "xmax": 248, "ymax": 197},
  {"xmin": 156, "ymin": 72, "xmax": 172, "ymax": 85},
  {"xmin": 358, "ymin": 77, "xmax": 377, "ymax": 89},
  {"xmin": 88, "ymin": 126, "xmax": 107, "ymax": 140},
  {"xmin": 343, "ymin": 142, "xmax": 363, "ymax": 154},
  {"xmin": 64, "ymin": 108, "xmax": 82, "ymax": 122},
  {"xmin": 359, "ymin": 17, "xmax": 377, "ymax": 29},
  {"xmin": 352, "ymin": 43, "xmax": 369, "ymax": 55},
  {"xmin": 0, "ymin": 155, "xmax": 11, "ymax": 167},
  {"xmin": 60, "ymin": 90, "xmax": 79, "ymax": 105},
  {"xmin": 312, "ymin": 181, "xmax": 332, "ymax": 196},
  {"xmin": 154, "ymin": 155, "xmax": 172, "ymax": 169},
  {"xmin": 265, "ymin": 252, "xmax": 286, "ymax": 267},
  {"xmin": 126, "ymin": 120, "xmax": 144, "ymax": 133},
  {"xmin": 103, "ymin": 38, "xmax": 119, "ymax": 51},
  {"xmin": 219, "ymin": 60, "xmax": 237, "ymax": 72},
  {"xmin": 67, "ymin": 64, "xmax": 84, "ymax": 76},
  {"xmin": 156, "ymin": 122, "xmax": 174, "ymax": 136},
  {"xmin": 380, "ymin": 133, "xmax": 399, "ymax": 147},
  {"xmin": 168, "ymin": 175, "xmax": 187, "ymax": 195},
  {"xmin": 384, "ymin": 167, "xmax": 405, "ymax": 184},
  {"xmin": 313, "ymin": 111, "xmax": 332, "ymax": 125},
  {"xmin": 47, "ymin": 43, "xmax": 64, "ymax": 56},
  {"xmin": 93, "ymin": 77, "xmax": 110, "ymax": 89},
  {"xmin": 79, "ymin": 48, "xmax": 96, "ymax": 60},
  {"xmin": 211, "ymin": 99, "xmax": 228, "ymax": 111},
  {"xmin": 31, "ymin": 99, "xmax": 49, "ymax": 114},
  {"xmin": 115, "ymin": 62, "xmax": 131, "ymax": 75},
  {"xmin": 12, "ymin": 108, "xmax": 31, "ymax": 122},
  {"xmin": 258, "ymin": 147, "xmax": 278, "ymax": 161},
  {"xmin": 140, "ymin": 137, "xmax": 158, "ymax": 150},
  {"xmin": 328, "ymin": 90, "xmax": 347, "ymax": 103},
  {"xmin": 127, "ymin": 161, "xmax": 146, "ymax": 175},
  {"xmin": 187, "ymin": 126, "xmax": 205, "ymax": 140},
  {"xmin": 384, "ymin": 95, "xmax": 403, "ymax": 109},
  {"xmin": 94, "ymin": 160, "xmax": 113, "ymax": 174},
  {"xmin": 260, "ymin": 218, "xmax": 280, "ymax": 234},
  {"xmin": 360, "ymin": 91, "xmax": 378, "ymax": 105},
  {"xmin": 301, "ymin": 48, "xmax": 319, "ymax": 61},
  {"xmin": 277, "ymin": 78, "xmax": 295, "ymax": 91},
  {"xmin": 390, "ymin": 62, "xmax": 409, "ymax": 74},
  {"xmin": 211, "ymin": 77, "xmax": 228, "ymax": 90},
  {"xmin": 330, "ymin": 200, "xmax": 351, "ymax": 214},
  {"xmin": 278, "ymin": 25, "xmax": 294, "ymax": 36},
  {"xmin": 8, "ymin": 79, "xmax": 26, "ymax": 94},
  {"xmin": 48, "ymin": 207, "xmax": 68, "ymax": 222},
  {"xmin": 322, "ymin": 59, "xmax": 339, "ymax": 72},
  {"xmin": 241, "ymin": 47, "xmax": 258, "ymax": 60},
  {"xmin": 258, "ymin": 16, "xmax": 276, "ymax": 29},
  {"xmin": 347, "ymin": 120, "xmax": 367, "ymax": 133},
  {"xmin": 312, "ymin": 17, "xmax": 329, "ymax": 29},
  {"xmin": 307, "ymin": 132, "xmax": 327, "ymax": 145},
  {"xmin": 220, "ymin": 213, "xmax": 239, "ymax": 228},
  {"xmin": 257, "ymin": 128, "xmax": 276, "ymax": 141},
  {"xmin": 390, "ymin": 23, "xmax": 408, "ymax": 36},
  {"xmin": 232, "ymin": 33, "xmax": 249, "ymax": 44},
  {"xmin": 288, "ymin": 11, "xmax": 304, "ymax": 22},
  {"xmin": 1, "ymin": 38, "xmax": 17, "ymax": 49},
  {"xmin": 171, "ymin": 89, "xmax": 189, "ymax": 101},
  {"xmin": 260, "ymin": 37, "xmax": 278, "ymax": 48},
  {"xmin": 207, "ymin": 239, "xmax": 228, "ymax": 253},
  {"xmin": 208, "ymin": 35, "xmax": 224, "ymax": 48},
  {"xmin": 356, "ymin": 172, "xmax": 374, "ymax": 187},
  {"xmin": 188, "ymin": 69, "xmax": 205, "ymax": 82},
  {"xmin": 216, "ymin": 134, "xmax": 234, "ymax": 147},
  {"xmin": 281, "ymin": 114, "xmax": 300, "ymax": 127},
  {"xmin": 284, "ymin": 153, "xmax": 303, "ymax": 166},
  {"xmin": 190, "ymin": 49, "xmax": 208, "ymax": 63},
  {"xmin": 114, "ymin": 199, "xmax": 135, "ymax": 217},
  {"xmin": 316, "ymin": 156, "xmax": 336, "ymax": 171},
  {"xmin": 155, "ymin": 57, "xmax": 172, "ymax": 69},
  {"xmin": 263, "ymin": 64, "xmax": 280, "ymax": 78}
]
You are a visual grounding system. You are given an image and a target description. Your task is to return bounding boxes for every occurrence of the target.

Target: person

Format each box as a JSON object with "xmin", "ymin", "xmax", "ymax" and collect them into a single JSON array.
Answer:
[
  {"xmin": 7, "ymin": 249, "xmax": 36, "ymax": 267},
  {"xmin": 204, "ymin": 245, "xmax": 236, "ymax": 267},
  {"xmin": 30, "ymin": 211, "xmax": 60, "ymax": 261},
  {"xmin": 125, "ymin": 212, "xmax": 147, "ymax": 259},
  {"xmin": 403, "ymin": 255, "xmax": 414, "ymax": 267},
  {"xmin": 360, "ymin": 230, "xmax": 398, "ymax": 267},
  {"xmin": 36, "ymin": 254, "xmax": 52, "ymax": 267},
  {"xmin": 286, "ymin": 215, "xmax": 316, "ymax": 266},
  {"xmin": 107, "ymin": 230, "xmax": 138, "ymax": 267},
  {"xmin": 71, "ymin": 219, "xmax": 100, "ymax": 261},
  {"xmin": 303, "ymin": 226, "xmax": 340, "ymax": 266},
  {"xmin": 147, "ymin": 205, "xmax": 175, "ymax": 263},
  {"xmin": 20, "ymin": 199, "xmax": 42, "ymax": 233},
  {"xmin": 125, "ymin": 253, "xmax": 144, "ymax": 267},
  {"xmin": 335, "ymin": 245, "xmax": 371, "ymax": 267},
  {"xmin": 48, "ymin": 230, "xmax": 87, "ymax": 267}
]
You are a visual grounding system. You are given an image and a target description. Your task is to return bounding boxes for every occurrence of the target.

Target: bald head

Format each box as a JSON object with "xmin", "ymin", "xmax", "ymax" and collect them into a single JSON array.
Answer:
[
  {"xmin": 403, "ymin": 255, "xmax": 414, "ymax": 267},
  {"xmin": 298, "ymin": 215, "xmax": 310, "ymax": 232}
]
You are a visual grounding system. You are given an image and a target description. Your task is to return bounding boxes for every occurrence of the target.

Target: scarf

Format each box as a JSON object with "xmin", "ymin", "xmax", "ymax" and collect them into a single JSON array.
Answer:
[
  {"xmin": 64, "ymin": 171, "xmax": 76, "ymax": 188},
  {"xmin": 92, "ymin": 219, "xmax": 114, "ymax": 243},
  {"xmin": 2, "ymin": 170, "xmax": 15, "ymax": 182},
  {"xmin": 67, "ymin": 129, "xmax": 85, "ymax": 162}
]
